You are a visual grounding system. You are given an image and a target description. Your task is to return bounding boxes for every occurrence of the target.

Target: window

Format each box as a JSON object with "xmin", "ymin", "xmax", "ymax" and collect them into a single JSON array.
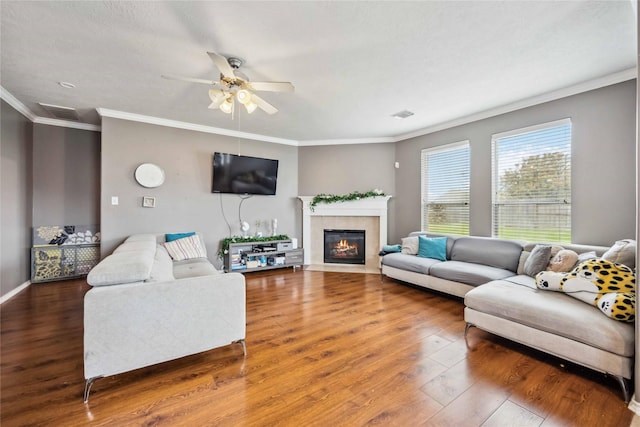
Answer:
[
  {"xmin": 421, "ymin": 141, "xmax": 470, "ymax": 235},
  {"xmin": 492, "ymin": 119, "xmax": 571, "ymax": 243}
]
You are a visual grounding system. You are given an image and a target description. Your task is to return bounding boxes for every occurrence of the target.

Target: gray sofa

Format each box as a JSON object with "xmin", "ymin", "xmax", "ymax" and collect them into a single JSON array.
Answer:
[
  {"xmin": 83, "ymin": 233, "xmax": 246, "ymax": 402},
  {"xmin": 381, "ymin": 232, "xmax": 635, "ymax": 401}
]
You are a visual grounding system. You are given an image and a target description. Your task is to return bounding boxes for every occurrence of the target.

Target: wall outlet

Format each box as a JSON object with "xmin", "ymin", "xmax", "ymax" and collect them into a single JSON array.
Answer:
[{"xmin": 111, "ymin": 196, "xmax": 119, "ymax": 205}]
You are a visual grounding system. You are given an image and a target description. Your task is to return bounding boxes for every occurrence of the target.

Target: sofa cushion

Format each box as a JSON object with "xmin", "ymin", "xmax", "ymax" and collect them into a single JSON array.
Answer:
[
  {"xmin": 87, "ymin": 251, "xmax": 154, "ymax": 286},
  {"xmin": 429, "ymin": 261, "xmax": 515, "ymax": 287},
  {"xmin": 173, "ymin": 259, "xmax": 220, "ymax": 279},
  {"xmin": 417, "ymin": 236, "xmax": 447, "ymax": 261},
  {"xmin": 464, "ymin": 277, "xmax": 635, "ymax": 357},
  {"xmin": 450, "ymin": 237, "xmax": 522, "ymax": 272},
  {"xmin": 381, "ymin": 252, "xmax": 442, "ymax": 275},
  {"xmin": 113, "ymin": 234, "xmax": 157, "ymax": 255},
  {"xmin": 535, "ymin": 260, "xmax": 635, "ymax": 323},
  {"xmin": 123, "ymin": 234, "xmax": 157, "ymax": 243},
  {"xmin": 164, "ymin": 234, "xmax": 207, "ymax": 261},
  {"xmin": 146, "ymin": 245, "xmax": 175, "ymax": 283}
]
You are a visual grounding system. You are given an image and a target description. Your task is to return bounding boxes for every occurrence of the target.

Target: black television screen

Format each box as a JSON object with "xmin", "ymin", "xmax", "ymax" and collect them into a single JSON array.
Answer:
[{"xmin": 212, "ymin": 152, "xmax": 279, "ymax": 195}]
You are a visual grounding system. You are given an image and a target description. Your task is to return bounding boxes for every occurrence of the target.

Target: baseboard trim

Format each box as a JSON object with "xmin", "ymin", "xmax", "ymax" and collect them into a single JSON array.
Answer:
[
  {"xmin": 1, "ymin": 281, "xmax": 31, "ymax": 304},
  {"xmin": 628, "ymin": 394, "xmax": 640, "ymax": 415}
]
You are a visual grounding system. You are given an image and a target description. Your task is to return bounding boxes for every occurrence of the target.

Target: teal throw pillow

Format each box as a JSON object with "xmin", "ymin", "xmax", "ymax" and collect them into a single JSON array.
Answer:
[
  {"xmin": 165, "ymin": 232, "xmax": 196, "ymax": 242},
  {"xmin": 417, "ymin": 236, "xmax": 447, "ymax": 261},
  {"xmin": 382, "ymin": 244, "xmax": 402, "ymax": 253}
]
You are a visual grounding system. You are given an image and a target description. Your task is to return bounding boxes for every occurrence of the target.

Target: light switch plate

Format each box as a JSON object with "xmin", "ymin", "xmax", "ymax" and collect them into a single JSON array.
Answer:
[{"xmin": 111, "ymin": 196, "xmax": 119, "ymax": 205}]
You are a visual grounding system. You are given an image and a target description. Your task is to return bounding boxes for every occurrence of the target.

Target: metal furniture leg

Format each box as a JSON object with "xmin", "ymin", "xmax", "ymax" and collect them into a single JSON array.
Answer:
[
  {"xmin": 610, "ymin": 374, "xmax": 631, "ymax": 403},
  {"xmin": 234, "ymin": 339, "xmax": 247, "ymax": 357},
  {"xmin": 83, "ymin": 376, "xmax": 102, "ymax": 403},
  {"xmin": 464, "ymin": 323, "xmax": 475, "ymax": 349}
]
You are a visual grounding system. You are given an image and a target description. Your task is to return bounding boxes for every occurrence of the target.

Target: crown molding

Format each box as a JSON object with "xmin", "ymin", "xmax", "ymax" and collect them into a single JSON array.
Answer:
[
  {"xmin": 1, "ymin": 86, "xmax": 101, "ymax": 131},
  {"xmin": 0, "ymin": 86, "xmax": 36, "ymax": 121},
  {"xmin": 4, "ymin": 69, "xmax": 637, "ymax": 145},
  {"xmin": 394, "ymin": 68, "xmax": 638, "ymax": 142},
  {"xmin": 96, "ymin": 108, "xmax": 299, "ymax": 146},
  {"xmin": 33, "ymin": 116, "xmax": 101, "ymax": 132},
  {"xmin": 297, "ymin": 137, "xmax": 396, "ymax": 147}
]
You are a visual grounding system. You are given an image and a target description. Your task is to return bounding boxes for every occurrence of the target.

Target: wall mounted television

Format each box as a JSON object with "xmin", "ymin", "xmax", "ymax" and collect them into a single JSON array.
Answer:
[{"xmin": 212, "ymin": 152, "xmax": 279, "ymax": 195}]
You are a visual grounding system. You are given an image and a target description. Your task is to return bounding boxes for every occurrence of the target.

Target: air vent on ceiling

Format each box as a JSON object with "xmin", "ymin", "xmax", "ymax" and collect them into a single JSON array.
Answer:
[
  {"xmin": 38, "ymin": 102, "xmax": 80, "ymax": 121},
  {"xmin": 391, "ymin": 110, "xmax": 414, "ymax": 119}
]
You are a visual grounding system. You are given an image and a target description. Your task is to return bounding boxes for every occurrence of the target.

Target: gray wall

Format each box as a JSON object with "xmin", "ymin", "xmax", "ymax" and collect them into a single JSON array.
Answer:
[
  {"xmin": 394, "ymin": 79, "xmax": 637, "ymax": 246},
  {"xmin": 1, "ymin": 100, "xmax": 33, "ymax": 296},
  {"xmin": 100, "ymin": 118, "xmax": 299, "ymax": 267},
  {"xmin": 298, "ymin": 143, "xmax": 396, "ymax": 196},
  {"xmin": 297, "ymin": 142, "xmax": 397, "ymax": 240},
  {"xmin": 32, "ymin": 124, "xmax": 101, "ymax": 226},
  {"xmin": 1, "ymin": 78, "xmax": 636, "ymax": 297},
  {"xmin": 1, "ymin": 102, "xmax": 101, "ymax": 298}
]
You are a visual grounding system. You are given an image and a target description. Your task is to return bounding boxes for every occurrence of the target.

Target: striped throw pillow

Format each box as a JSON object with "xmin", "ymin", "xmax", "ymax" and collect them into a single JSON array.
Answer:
[{"xmin": 163, "ymin": 234, "xmax": 206, "ymax": 261}]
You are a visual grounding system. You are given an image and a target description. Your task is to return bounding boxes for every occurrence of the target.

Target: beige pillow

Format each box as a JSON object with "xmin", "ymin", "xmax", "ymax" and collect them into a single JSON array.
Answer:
[
  {"xmin": 516, "ymin": 251, "xmax": 530, "ymax": 275},
  {"xmin": 602, "ymin": 239, "xmax": 636, "ymax": 269},
  {"xmin": 164, "ymin": 234, "xmax": 207, "ymax": 261},
  {"xmin": 401, "ymin": 236, "xmax": 419, "ymax": 255},
  {"xmin": 547, "ymin": 249, "xmax": 579, "ymax": 272}
]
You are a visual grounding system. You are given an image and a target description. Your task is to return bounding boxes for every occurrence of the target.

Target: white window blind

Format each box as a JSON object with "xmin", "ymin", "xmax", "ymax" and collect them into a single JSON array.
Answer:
[
  {"xmin": 492, "ymin": 119, "xmax": 572, "ymax": 243},
  {"xmin": 421, "ymin": 141, "xmax": 470, "ymax": 235}
]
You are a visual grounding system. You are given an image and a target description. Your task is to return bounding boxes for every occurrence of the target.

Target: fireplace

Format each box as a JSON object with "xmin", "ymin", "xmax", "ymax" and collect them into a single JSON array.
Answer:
[{"xmin": 324, "ymin": 229, "xmax": 365, "ymax": 264}]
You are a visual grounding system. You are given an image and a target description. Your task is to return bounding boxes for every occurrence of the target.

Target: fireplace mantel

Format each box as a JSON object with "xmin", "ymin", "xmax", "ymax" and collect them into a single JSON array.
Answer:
[{"xmin": 298, "ymin": 195, "xmax": 392, "ymax": 267}]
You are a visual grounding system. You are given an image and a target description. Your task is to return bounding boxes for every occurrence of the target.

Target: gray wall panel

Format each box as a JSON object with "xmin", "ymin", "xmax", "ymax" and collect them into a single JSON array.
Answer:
[
  {"xmin": 1, "ymin": 100, "xmax": 33, "ymax": 297},
  {"xmin": 32, "ymin": 124, "xmax": 100, "ymax": 226},
  {"xmin": 2, "ymin": 79, "xmax": 635, "ymax": 298},
  {"xmin": 393, "ymin": 80, "xmax": 637, "ymax": 246},
  {"xmin": 297, "ymin": 143, "xmax": 395, "ymax": 195},
  {"xmin": 297, "ymin": 143, "xmax": 396, "ymax": 242},
  {"xmin": 100, "ymin": 118, "xmax": 299, "ymax": 265}
]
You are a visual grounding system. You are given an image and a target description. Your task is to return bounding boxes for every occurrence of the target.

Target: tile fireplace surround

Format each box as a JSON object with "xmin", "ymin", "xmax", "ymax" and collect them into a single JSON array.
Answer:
[{"xmin": 298, "ymin": 196, "xmax": 392, "ymax": 273}]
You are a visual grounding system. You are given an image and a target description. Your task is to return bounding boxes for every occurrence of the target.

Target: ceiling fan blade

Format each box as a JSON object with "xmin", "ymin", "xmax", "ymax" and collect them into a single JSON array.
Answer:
[
  {"xmin": 162, "ymin": 74, "xmax": 219, "ymax": 85},
  {"xmin": 248, "ymin": 81, "xmax": 295, "ymax": 93},
  {"xmin": 251, "ymin": 94, "xmax": 278, "ymax": 115},
  {"xmin": 207, "ymin": 52, "xmax": 236, "ymax": 79}
]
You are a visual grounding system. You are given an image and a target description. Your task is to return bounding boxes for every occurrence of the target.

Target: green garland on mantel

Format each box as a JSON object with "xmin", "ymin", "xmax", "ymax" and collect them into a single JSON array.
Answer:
[
  {"xmin": 218, "ymin": 234, "xmax": 290, "ymax": 258},
  {"xmin": 310, "ymin": 189, "xmax": 385, "ymax": 211}
]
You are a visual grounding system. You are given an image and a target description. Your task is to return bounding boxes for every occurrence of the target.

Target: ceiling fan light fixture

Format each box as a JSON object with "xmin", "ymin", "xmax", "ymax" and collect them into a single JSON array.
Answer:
[
  {"xmin": 236, "ymin": 89, "xmax": 252, "ymax": 105},
  {"xmin": 219, "ymin": 99, "xmax": 234, "ymax": 114},
  {"xmin": 244, "ymin": 101, "xmax": 258, "ymax": 114},
  {"xmin": 208, "ymin": 89, "xmax": 226, "ymax": 108},
  {"xmin": 165, "ymin": 51, "xmax": 292, "ymax": 116}
]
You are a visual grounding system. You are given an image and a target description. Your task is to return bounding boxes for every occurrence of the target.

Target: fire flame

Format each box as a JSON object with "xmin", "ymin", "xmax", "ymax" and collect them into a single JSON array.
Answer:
[{"xmin": 333, "ymin": 239, "xmax": 358, "ymax": 254}]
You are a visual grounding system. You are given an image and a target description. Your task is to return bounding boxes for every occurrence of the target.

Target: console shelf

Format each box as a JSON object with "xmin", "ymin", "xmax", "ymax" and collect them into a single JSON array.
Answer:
[{"xmin": 224, "ymin": 239, "xmax": 303, "ymax": 273}]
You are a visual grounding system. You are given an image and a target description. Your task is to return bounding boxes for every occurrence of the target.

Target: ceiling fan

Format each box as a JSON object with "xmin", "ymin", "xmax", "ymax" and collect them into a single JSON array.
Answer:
[{"xmin": 162, "ymin": 52, "xmax": 294, "ymax": 115}]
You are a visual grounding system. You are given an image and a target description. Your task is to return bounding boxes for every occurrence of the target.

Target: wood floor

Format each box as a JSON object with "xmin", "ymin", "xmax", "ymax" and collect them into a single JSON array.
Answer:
[{"xmin": 1, "ymin": 270, "xmax": 635, "ymax": 426}]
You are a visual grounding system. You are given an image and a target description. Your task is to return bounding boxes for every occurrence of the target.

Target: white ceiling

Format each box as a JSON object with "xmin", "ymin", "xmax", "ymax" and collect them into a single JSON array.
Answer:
[{"xmin": 1, "ymin": 1, "xmax": 637, "ymax": 145}]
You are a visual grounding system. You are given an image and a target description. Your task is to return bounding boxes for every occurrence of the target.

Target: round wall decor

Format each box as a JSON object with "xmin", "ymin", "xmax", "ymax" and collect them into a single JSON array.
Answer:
[{"xmin": 134, "ymin": 163, "xmax": 165, "ymax": 188}]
